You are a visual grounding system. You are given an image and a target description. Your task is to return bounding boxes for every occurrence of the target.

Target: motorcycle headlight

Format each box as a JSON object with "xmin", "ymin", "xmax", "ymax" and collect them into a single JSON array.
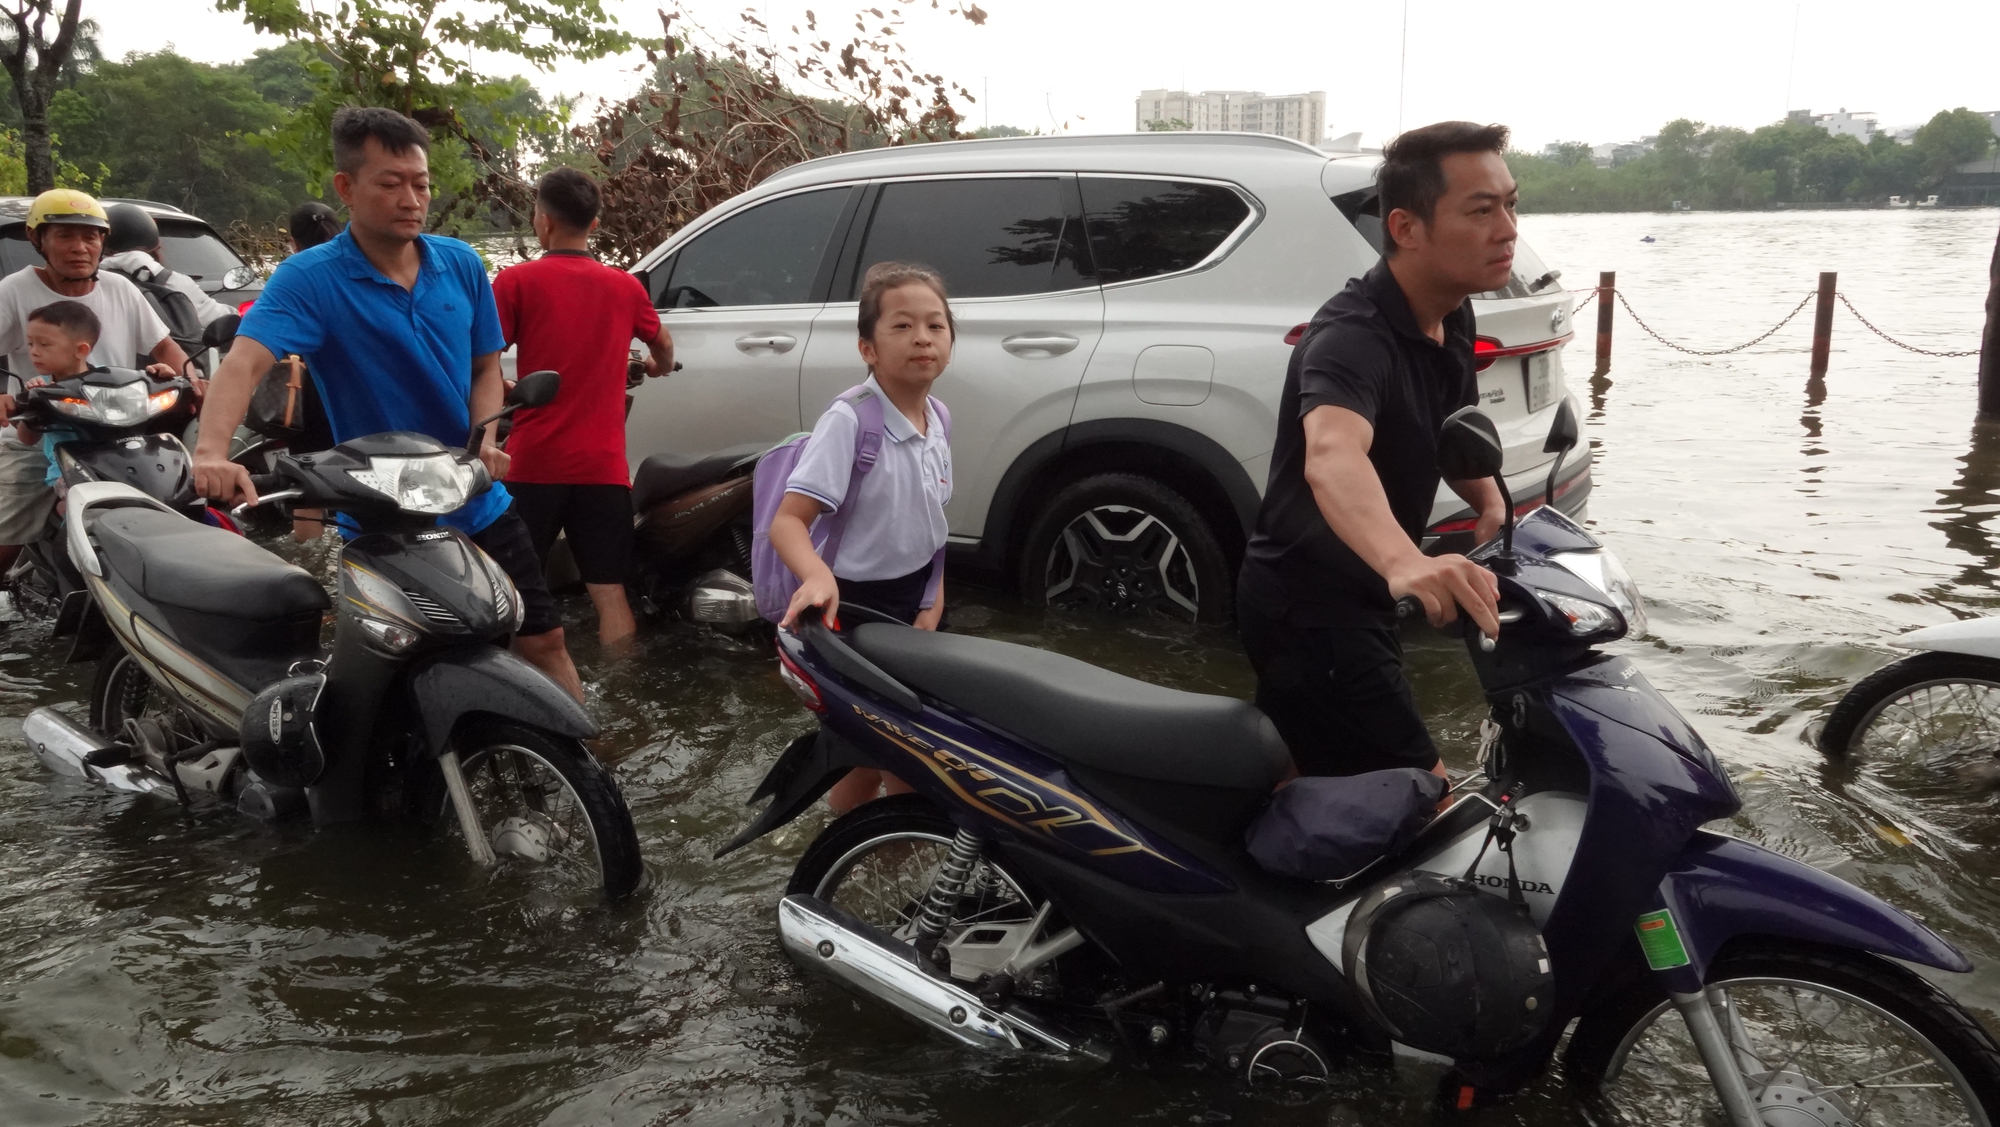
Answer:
[
  {"xmin": 1551, "ymin": 548, "xmax": 1648, "ymax": 637},
  {"xmin": 345, "ymin": 454, "xmax": 481, "ymax": 515},
  {"xmin": 48, "ymin": 383, "xmax": 176, "ymax": 426}
]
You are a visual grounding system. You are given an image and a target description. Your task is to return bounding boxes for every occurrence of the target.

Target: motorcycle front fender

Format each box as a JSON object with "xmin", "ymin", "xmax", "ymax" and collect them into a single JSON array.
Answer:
[
  {"xmin": 712, "ymin": 727, "xmax": 874, "ymax": 859},
  {"xmin": 406, "ymin": 644, "xmax": 598, "ymax": 757},
  {"xmin": 1649, "ymin": 830, "xmax": 1969, "ymax": 992}
]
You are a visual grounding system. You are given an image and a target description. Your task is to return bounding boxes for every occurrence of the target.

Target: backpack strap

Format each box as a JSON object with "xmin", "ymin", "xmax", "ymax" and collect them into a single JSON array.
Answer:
[{"xmin": 817, "ymin": 384, "xmax": 889, "ymax": 565}]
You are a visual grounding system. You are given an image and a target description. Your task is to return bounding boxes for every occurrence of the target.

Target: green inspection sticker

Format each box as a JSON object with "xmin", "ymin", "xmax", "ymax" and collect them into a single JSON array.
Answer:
[{"xmin": 1634, "ymin": 909, "xmax": 1691, "ymax": 970}]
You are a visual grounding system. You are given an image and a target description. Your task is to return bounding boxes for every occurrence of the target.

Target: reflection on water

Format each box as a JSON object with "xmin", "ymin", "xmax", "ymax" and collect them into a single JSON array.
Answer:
[{"xmin": 3, "ymin": 208, "xmax": 1999, "ymax": 1125}]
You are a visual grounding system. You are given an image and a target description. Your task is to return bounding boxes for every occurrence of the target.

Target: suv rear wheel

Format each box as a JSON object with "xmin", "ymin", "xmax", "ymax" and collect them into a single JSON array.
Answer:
[{"xmin": 1019, "ymin": 473, "xmax": 1232, "ymax": 624}]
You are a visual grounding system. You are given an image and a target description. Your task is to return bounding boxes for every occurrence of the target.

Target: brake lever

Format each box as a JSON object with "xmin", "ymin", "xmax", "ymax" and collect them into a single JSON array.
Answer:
[{"xmin": 229, "ymin": 488, "xmax": 302, "ymax": 521}]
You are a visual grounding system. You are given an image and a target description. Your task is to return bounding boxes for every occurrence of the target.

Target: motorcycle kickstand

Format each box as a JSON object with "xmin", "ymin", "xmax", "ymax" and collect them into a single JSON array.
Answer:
[
  {"xmin": 438, "ymin": 751, "xmax": 497, "ymax": 866},
  {"xmin": 1671, "ymin": 988, "xmax": 1760, "ymax": 1127}
]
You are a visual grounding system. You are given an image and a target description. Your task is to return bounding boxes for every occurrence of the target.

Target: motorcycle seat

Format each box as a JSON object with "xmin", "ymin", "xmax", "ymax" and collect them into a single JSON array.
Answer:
[
  {"xmin": 847, "ymin": 623, "xmax": 1289, "ymax": 791},
  {"xmin": 91, "ymin": 507, "xmax": 331, "ymax": 620},
  {"xmin": 631, "ymin": 443, "xmax": 767, "ymax": 512}
]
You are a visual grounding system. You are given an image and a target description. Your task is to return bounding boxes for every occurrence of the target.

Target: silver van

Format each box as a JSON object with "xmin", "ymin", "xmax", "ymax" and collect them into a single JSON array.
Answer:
[{"xmin": 624, "ymin": 132, "xmax": 1589, "ymax": 622}]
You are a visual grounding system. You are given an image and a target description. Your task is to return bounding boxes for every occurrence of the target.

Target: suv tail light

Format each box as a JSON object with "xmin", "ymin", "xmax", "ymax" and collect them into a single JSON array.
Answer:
[
  {"xmin": 777, "ymin": 649, "xmax": 825, "ymax": 714},
  {"xmin": 1474, "ymin": 333, "xmax": 1574, "ymax": 373},
  {"xmin": 1284, "ymin": 323, "xmax": 1308, "ymax": 346}
]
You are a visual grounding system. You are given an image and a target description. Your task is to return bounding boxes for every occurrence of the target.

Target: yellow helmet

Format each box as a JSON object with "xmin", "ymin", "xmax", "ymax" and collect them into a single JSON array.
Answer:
[{"xmin": 26, "ymin": 188, "xmax": 109, "ymax": 232}]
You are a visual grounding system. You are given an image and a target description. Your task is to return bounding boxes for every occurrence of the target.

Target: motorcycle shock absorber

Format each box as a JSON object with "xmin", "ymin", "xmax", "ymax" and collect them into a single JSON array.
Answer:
[{"xmin": 912, "ymin": 828, "xmax": 985, "ymax": 970}]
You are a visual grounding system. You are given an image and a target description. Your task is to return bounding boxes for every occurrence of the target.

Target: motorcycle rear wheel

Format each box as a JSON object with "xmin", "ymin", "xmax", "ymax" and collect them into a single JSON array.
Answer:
[
  {"xmin": 1566, "ymin": 943, "xmax": 2000, "ymax": 1125},
  {"xmin": 787, "ymin": 794, "xmax": 1054, "ymax": 986},
  {"xmin": 451, "ymin": 718, "xmax": 644, "ymax": 900},
  {"xmin": 90, "ymin": 648, "xmax": 206, "ymax": 752},
  {"xmin": 1819, "ymin": 652, "xmax": 2000, "ymax": 764}
]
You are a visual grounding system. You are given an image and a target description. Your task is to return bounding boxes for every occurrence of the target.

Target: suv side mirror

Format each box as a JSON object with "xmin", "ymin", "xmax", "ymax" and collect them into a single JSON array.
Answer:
[
  {"xmin": 510, "ymin": 369, "xmax": 561, "ymax": 409},
  {"xmin": 1437, "ymin": 407, "xmax": 1505, "ymax": 481}
]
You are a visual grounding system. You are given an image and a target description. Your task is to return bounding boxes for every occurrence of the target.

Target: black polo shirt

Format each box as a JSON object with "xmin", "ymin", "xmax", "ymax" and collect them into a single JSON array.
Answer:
[{"xmin": 1240, "ymin": 261, "xmax": 1479, "ymax": 627}]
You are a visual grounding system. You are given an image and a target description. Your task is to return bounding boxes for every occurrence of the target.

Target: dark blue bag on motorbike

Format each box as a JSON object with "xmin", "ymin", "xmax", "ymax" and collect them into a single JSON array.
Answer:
[{"xmin": 1245, "ymin": 768, "xmax": 1446, "ymax": 880}]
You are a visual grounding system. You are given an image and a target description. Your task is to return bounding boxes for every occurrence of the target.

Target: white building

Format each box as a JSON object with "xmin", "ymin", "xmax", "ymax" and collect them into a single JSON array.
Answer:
[
  {"xmin": 1789, "ymin": 107, "xmax": 1878, "ymax": 143},
  {"xmin": 1135, "ymin": 89, "xmax": 1326, "ymax": 146}
]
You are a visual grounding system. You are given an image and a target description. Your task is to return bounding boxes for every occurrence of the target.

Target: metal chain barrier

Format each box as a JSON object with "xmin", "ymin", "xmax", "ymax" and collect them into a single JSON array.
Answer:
[
  {"xmin": 1834, "ymin": 293, "xmax": 1981, "ymax": 358},
  {"xmin": 1567, "ymin": 287, "xmax": 1596, "ymax": 315},
  {"xmin": 1614, "ymin": 288, "xmax": 1817, "ymax": 357}
]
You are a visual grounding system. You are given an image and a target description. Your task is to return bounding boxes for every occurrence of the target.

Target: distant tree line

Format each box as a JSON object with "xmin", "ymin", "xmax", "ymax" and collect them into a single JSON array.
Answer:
[{"xmin": 1512, "ymin": 109, "xmax": 1999, "ymax": 212}]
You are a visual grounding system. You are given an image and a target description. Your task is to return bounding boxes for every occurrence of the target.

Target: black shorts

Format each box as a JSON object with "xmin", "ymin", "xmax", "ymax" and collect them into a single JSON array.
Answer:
[
  {"xmin": 508, "ymin": 482, "xmax": 635, "ymax": 587},
  {"xmin": 838, "ymin": 565, "xmax": 932, "ymax": 625},
  {"xmin": 471, "ymin": 507, "xmax": 562, "ymax": 637},
  {"xmin": 1236, "ymin": 586, "xmax": 1438, "ymax": 777}
]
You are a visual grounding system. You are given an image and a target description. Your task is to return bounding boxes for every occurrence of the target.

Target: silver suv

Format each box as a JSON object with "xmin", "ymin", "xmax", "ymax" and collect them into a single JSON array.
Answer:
[{"xmin": 624, "ymin": 132, "xmax": 1588, "ymax": 622}]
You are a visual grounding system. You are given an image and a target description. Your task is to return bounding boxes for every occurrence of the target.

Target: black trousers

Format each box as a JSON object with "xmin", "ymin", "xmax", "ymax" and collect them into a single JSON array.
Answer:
[
  {"xmin": 1237, "ymin": 587, "xmax": 1439, "ymax": 777},
  {"xmin": 837, "ymin": 565, "xmax": 931, "ymax": 625}
]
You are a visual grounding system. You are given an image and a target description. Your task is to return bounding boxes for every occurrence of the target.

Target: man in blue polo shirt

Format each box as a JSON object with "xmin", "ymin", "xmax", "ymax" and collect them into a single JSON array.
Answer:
[{"xmin": 192, "ymin": 107, "xmax": 583, "ymax": 702}]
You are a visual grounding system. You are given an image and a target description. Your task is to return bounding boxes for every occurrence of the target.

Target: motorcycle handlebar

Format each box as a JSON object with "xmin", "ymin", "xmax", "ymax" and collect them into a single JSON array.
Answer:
[
  {"xmin": 1394, "ymin": 595, "xmax": 1424, "ymax": 620},
  {"xmin": 247, "ymin": 473, "xmax": 284, "ymax": 498}
]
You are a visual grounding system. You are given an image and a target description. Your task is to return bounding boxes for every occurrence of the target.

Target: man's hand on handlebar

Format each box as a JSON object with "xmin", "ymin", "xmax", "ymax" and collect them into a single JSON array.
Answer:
[
  {"xmin": 193, "ymin": 450, "xmax": 257, "ymax": 508},
  {"xmin": 1387, "ymin": 552, "xmax": 1500, "ymax": 639}
]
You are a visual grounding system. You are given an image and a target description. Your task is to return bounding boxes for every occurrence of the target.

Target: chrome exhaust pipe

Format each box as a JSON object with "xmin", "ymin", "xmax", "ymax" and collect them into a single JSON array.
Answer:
[
  {"xmin": 777, "ymin": 894, "xmax": 1091, "ymax": 1055},
  {"xmin": 22, "ymin": 706, "xmax": 171, "ymax": 796}
]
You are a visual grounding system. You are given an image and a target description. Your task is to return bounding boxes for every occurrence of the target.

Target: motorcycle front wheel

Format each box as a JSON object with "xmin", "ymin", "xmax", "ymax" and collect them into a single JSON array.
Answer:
[
  {"xmin": 449, "ymin": 717, "xmax": 644, "ymax": 900},
  {"xmin": 1565, "ymin": 943, "xmax": 2000, "ymax": 1125},
  {"xmin": 1819, "ymin": 652, "xmax": 2000, "ymax": 764}
]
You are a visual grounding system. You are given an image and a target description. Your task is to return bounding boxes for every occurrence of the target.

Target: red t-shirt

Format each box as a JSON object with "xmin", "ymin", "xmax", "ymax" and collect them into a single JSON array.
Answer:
[{"xmin": 492, "ymin": 251, "xmax": 662, "ymax": 485}]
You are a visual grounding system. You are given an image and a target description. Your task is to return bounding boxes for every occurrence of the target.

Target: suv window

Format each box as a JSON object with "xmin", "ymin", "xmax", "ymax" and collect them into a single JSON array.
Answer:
[
  {"xmin": 852, "ymin": 177, "xmax": 1090, "ymax": 299},
  {"xmin": 157, "ymin": 223, "xmax": 247, "ymax": 289},
  {"xmin": 1079, "ymin": 177, "xmax": 1250, "ymax": 284},
  {"xmin": 660, "ymin": 187, "xmax": 851, "ymax": 308}
]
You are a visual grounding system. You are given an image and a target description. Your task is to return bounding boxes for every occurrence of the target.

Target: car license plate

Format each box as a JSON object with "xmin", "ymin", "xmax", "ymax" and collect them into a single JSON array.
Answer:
[{"xmin": 1524, "ymin": 353, "xmax": 1555, "ymax": 413}]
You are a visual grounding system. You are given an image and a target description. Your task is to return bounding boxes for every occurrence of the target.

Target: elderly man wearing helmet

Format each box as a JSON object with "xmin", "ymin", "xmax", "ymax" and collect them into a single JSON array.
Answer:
[{"xmin": 0, "ymin": 189, "xmax": 193, "ymax": 568}]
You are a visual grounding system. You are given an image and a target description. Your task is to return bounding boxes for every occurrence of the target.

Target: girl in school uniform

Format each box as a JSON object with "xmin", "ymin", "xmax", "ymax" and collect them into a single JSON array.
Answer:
[{"xmin": 771, "ymin": 261, "xmax": 954, "ymax": 812}]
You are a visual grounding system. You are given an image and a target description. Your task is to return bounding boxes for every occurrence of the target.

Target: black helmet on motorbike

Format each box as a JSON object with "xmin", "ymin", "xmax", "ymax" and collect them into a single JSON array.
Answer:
[
  {"xmin": 1341, "ymin": 874, "xmax": 1553, "ymax": 1059},
  {"xmin": 238, "ymin": 671, "xmax": 328, "ymax": 789},
  {"xmin": 104, "ymin": 203, "xmax": 160, "ymax": 256}
]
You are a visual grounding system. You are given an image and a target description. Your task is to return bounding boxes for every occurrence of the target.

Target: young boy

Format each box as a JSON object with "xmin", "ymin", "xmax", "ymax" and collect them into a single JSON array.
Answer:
[
  {"xmin": 492, "ymin": 168, "xmax": 674, "ymax": 647},
  {"xmin": 15, "ymin": 301, "xmax": 103, "ymax": 491}
]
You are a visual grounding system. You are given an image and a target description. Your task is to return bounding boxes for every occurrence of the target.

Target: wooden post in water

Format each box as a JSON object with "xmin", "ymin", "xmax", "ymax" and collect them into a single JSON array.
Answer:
[
  {"xmin": 1594, "ymin": 271, "xmax": 1615, "ymax": 375},
  {"xmin": 1980, "ymin": 218, "xmax": 2000, "ymax": 417},
  {"xmin": 1810, "ymin": 272, "xmax": 1837, "ymax": 379}
]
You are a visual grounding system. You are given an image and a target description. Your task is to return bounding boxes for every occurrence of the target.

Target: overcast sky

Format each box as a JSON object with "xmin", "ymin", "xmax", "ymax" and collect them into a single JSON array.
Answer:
[{"xmin": 107, "ymin": 0, "xmax": 2000, "ymax": 150}]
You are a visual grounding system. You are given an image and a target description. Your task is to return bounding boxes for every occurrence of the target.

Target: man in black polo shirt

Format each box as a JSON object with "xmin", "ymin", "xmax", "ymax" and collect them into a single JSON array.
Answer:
[{"xmin": 1239, "ymin": 121, "xmax": 1515, "ymax": 780}]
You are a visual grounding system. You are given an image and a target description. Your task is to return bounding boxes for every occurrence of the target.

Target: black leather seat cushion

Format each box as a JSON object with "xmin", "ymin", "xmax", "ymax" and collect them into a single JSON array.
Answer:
[
  {"xmin": 93, "ymin": 507, "xmax": 330, "ymax": 620},
  {"xmin": 848, "ymin": 624, "xmax": 1290, "ymax": 790},
  {"xmin": 631, "ymin": 443, "xmax": 767, "ymax": 511}
]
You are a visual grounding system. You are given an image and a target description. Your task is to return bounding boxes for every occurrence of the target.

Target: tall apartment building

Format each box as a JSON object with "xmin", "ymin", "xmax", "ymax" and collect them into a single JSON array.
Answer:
[{"xmin": 1136, "ymin": 89, "xmax": 1326, "ymax": 146}]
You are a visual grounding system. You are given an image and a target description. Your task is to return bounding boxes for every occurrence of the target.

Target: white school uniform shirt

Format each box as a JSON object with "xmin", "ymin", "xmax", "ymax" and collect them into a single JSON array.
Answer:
[{"xmin": 785, "ymin": 374, "xmax": 952, "ymax": 582}]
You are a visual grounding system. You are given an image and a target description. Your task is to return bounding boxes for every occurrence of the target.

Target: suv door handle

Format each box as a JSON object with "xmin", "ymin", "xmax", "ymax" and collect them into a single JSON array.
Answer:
[
  {"xmin": 735, "ymin": 333, "xmax": 798, "ymax": 354},
  {"xmin": 1001, "ymin": 333, "xmax": 1079, "ymax": 358}
]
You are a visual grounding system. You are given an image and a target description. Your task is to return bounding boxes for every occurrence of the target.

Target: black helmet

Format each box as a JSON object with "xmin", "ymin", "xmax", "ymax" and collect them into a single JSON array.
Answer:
[
  {"xmin": 104, "ymin": 203, "xmax": 160, "ymax": 256},
  {"xmin": 238, "ymin": 671, "xmax": 328, "ymax": 789},
  {"xmin": 1342, "ymin": 874, "xmax": 1553, "ymax": 1060}
]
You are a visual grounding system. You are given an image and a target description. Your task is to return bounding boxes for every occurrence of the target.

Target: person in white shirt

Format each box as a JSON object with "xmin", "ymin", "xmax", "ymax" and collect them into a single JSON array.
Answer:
[
  {"xmin": 770, "ymin": 261, "xmax": 956, "ymax": 811},
  {"xmin": 100, "ymin": 203, "xmax": 233, "ymax": 329},
  {"xmin": 0, "ymin": 190, "xmax": 190, "ymax": 568}
]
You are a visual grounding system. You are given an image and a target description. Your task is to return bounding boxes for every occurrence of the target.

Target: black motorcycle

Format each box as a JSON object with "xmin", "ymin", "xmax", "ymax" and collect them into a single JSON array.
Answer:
[
  {"xmin": 6, "ymin": 362, "xmax": 205, "ymax": 622},
  {"xmin": 21, "ymin": 371, "xmax": 644, "ymax": 900}
]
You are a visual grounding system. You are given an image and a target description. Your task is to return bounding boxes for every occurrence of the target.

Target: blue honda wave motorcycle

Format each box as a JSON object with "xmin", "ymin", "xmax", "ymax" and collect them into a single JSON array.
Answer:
[{"xmin": 725, "ymin": 403, "xmax": 2000, "ymax": 1123}]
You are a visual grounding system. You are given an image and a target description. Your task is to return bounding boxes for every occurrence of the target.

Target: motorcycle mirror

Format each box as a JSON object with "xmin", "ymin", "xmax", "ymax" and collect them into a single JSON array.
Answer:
[
  {"xmin": 1542, "ymin": 398, "xmax": 1578, "ymax": 455},
  {"xmin": 202, "ymin": 314, "xmax": 240, "ymax": 350},
  {"xmin": 1437, "ymin": 407, "xmax": 1505, "ymax": 481},
  {"xmin": 1542, "ymin": 398, "xmax": 1579, "ymax": 510},
  {"xmin": 510, "ymin": 370, "xmax": 561, "ymax": 409}
]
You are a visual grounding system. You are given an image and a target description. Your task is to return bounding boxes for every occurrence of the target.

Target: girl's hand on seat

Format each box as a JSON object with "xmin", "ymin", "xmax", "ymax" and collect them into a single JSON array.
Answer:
[
  {"xmin": 782, "ymin": 572, "xmax": 840, "ymax": 631},
  {"xmin": 914, "ymin": 601, "xmax": 942, "ymax": 631}
]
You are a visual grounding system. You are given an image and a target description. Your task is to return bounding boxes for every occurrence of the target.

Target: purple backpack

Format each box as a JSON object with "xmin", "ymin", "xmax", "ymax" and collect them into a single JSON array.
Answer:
[{"xmin": 750, "ymin": 384, "xmax": 952, "ymax": 624}]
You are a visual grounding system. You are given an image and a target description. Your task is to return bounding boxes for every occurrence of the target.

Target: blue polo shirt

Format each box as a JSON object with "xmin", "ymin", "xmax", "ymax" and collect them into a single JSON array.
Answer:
[{"xmin": 238, "ymin": 231, "xmax": 510, "ymax": 534}]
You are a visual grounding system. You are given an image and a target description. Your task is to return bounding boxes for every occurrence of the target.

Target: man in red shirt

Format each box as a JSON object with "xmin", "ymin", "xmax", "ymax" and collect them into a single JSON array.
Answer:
[{"xmin": 494, "ymin": 169, "xmax": 673, "ymax": 646}]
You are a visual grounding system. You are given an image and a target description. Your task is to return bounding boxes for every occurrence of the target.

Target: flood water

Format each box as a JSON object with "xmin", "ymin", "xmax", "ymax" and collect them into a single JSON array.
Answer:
[{"xmin": 3, "ymin": 208, "xmax": 1999, "ymax": 1125}]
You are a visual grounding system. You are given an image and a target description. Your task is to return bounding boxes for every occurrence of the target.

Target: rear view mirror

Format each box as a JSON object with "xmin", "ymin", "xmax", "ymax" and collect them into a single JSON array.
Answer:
[
  {"xmin": 510, "ymin": 369, "xmax": 561, "ymax": 409},
  {"xmin": 1542, "ymin": 398, "xmax": 1578, "ymax": 455},
  {"xmin": 202, "ymin": 314, "xmax": 240, "ymax": 350},
  {"xmin": 1542, "ymin": 399, "xmax": 1579, "ymax": 510},
  {"xmin": 1437, "ymin": 407, "xmax": 1505, "ymax": 481}
]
